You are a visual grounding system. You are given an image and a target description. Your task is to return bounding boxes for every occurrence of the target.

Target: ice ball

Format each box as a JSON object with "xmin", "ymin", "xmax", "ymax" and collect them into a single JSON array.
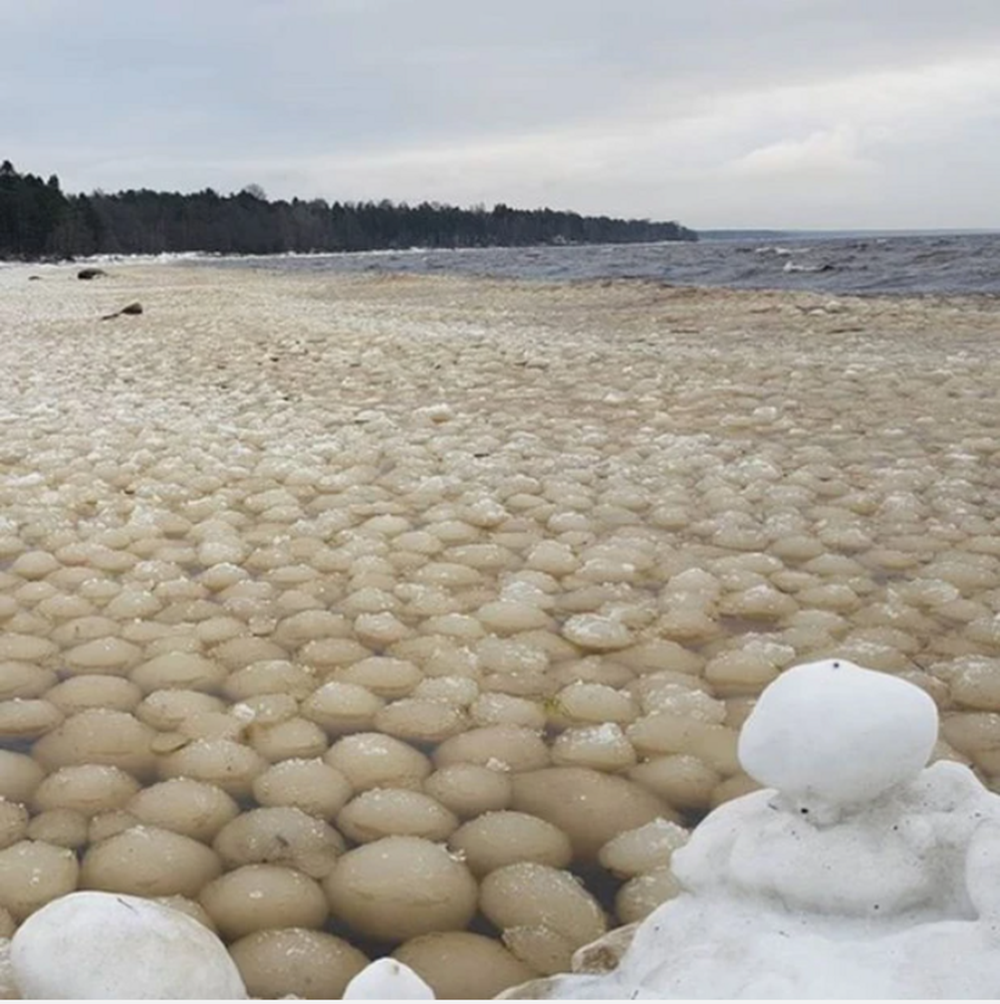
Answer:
[{"xmin": 324, "ymin": 835, "xmax": 477, "ymax": 942}]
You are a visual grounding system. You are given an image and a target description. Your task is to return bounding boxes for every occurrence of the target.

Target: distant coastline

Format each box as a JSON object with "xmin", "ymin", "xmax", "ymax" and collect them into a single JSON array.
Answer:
[
  {"xmin": 0, "ymin": 157, "xmax": 695, "ymax": 262},
  {"xmin": 699, "ymin": 227, "xmax": 1000, "ymax": 241}
]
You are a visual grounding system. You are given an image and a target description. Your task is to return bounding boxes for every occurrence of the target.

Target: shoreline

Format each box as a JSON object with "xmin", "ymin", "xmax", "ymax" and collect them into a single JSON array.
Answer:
[{"xmin": 0, "ymin": 262, "xmax": 998, "ymax": 997}]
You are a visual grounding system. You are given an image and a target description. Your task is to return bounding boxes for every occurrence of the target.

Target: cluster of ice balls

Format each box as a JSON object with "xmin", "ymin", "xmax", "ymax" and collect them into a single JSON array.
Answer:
[
  {"xmin": 10, "ymin": 659, "xmax": 1000, "ymax": 999},
  {"xmin": 0, "ymin": 266, "xmax": 998, "ymax": 998}
]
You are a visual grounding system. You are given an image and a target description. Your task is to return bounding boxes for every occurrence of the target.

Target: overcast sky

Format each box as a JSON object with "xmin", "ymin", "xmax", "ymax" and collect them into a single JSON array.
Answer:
[{"xmin": 4, "ymin": 0, "xmax": 1000, "ymax": 229}]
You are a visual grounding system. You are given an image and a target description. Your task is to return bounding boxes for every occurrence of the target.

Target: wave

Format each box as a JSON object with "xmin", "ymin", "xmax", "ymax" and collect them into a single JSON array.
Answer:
[{"xmin": 193, "ymin": 232, "xmax": 1000, "ymax": 296}]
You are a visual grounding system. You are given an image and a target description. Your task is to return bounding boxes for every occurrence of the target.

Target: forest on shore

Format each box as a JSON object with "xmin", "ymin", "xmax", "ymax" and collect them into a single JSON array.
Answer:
[{"xmin": 0, "ymin": 158, "xmax": 697, "ymax": 260}]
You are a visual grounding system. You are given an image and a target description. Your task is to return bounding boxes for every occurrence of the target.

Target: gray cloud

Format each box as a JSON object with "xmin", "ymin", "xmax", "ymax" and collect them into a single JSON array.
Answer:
[{"xmin": 3, "ymin": 0, "xmax": 1000, "ymax": 227}]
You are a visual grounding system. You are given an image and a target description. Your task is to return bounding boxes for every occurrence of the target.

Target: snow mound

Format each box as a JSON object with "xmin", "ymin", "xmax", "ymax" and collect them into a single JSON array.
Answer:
[{"xmin": 507, "ymin": 659, "xmax": 1000, "ymax": 1000}]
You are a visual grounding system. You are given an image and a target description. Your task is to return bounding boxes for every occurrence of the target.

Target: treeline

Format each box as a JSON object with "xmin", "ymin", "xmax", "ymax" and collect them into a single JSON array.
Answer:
[{"xmin": 0, "ymin": 158, "xmax": 696, "ymax": 260}]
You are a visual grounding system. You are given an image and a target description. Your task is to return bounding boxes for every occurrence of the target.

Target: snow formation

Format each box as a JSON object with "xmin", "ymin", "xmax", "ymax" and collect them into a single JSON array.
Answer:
[{"xmin": 513, "ymin": 658, "xmax": 1000, "ymax": 999}]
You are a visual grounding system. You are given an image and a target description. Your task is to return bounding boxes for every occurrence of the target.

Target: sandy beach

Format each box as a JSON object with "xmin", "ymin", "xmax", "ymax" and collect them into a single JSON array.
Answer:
[{"xmin": 0, "ymin": 261, "xmax": 999, "ymax": 997}]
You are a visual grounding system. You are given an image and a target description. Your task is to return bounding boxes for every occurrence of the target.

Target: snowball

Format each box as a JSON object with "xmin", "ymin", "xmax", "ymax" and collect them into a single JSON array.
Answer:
[
  {"xmin": 10, "ymin": 891, "xmax": 246, "ymax": 999},
  {"xmin": 81, "ymin": 825, "xmax": 222, "ymax": 898},
  {"xmin": 375, "ymin": 698, "xmax": 470, "ymax": 743},
  {"xmin": 738, "ymin": 659, "xmax": 939, "ymax": 811},
  {"xmin": 337, "ymin": 789, "xmax": 459, "ymax": 844},
  {"xmin": 561, "ymin": 614, "xmax": 633, "ymax": 651},
  {"xmin": 127, "ymin": 779, "xmax": 239, "ymax": 842},
  {"xmin": 551, "ymin": 723, "xmax": 638, "ymax": 771},
  {"xmin": 26, "ymin": 807, "xmax": 87, "ymax": 847},
  {"xmin": 0, "ymin": 841, "xmax": 78, "ymax": 919},
  {"xmin": 479, "ymin": 862, "xmax": 606, "ymax": 952},
  {"xmin": 433, "ymin": 724, "xmax": 550, "ymax": 772},
  {"xmin": 554, "ymin": 682, "xmax": 638, "ymax": 725},
  {"xmin": 343, "ymin": 958, "xmax": 435, "ymax": 999},
  {"xmin": 324, "ymin": 836, "xmax": 478, "ymax": 942},
  {"xmin": 303, "ymin": 681, "xmax": 385, "ymax": 735},
  {"xmin": 0, "ymin": 699, "xmax": 63, "ymax": 741},
  {"xmin": 32, "ymin": 764, "xmax": 140, "ymax": 816},
  {"xmin": 213, "ymin": 806, "xmax": 344, "ymax": 878},
  {"xmin": 252, "ymin": 758, "xmax": 354, "ymax": 819},
  {"xmin": 470, "ymin": 693, "xmax": 546, "ymax": 730},
  {"xmin": 628, "ymin": 755, "xmax": 721, "ymax": 812},
  {"xmin": 45, "ymin": 674, "xmax": 142, "ymax": 715},
  {"xmin": 393, "ymin": 931, "xmax": 536, "ymax": 999},
  {"xmin": 229, "ymin": 928, "xmax": 367, "ymax": 999},
  {"xmin": 199, "ymin": 863, "xmax": 328, "ymax": 940},
  {"xmin": 511, "ymin": 767, "xmax": 674, "ymax": 860},
  {"xmin": 598, "ymin": 819, "xmax": 689, "ymax": 879},
  {"xmin": 448, "ymin": 811, "xmax": 573, "ymax": 876},
  {"xmin": 423, "ymin": 764, "xmax": 513, "ymax": 818},
  {"xmin": 0, "ymin": 803, "xmax": 28, "ymax": 850},
  {"xmin": 130, "ymin": 651, "xmax": 228, "ymax": 693},
  {"xmin": 325, "ymin": 733, "xmax": 432, "ymax": 791},
  {"xmin": 158, "ymin": 739, "xmax": 269, "ymax": 798},
  {"xmin": 249, "ymin": 715, "xmax": 328, "ymax": 762},
  {"xmin": 615, "ymin": 866, "xmax": 683, "ymax": 924},
  {"xmin": 0, "ymin": 751, "xmax": 45, "ymax": 803},
  {"xmin": 32, "ymin": 709, "xmax": 156, "ymax": 779},
  {"xmin": 0, "ymin": 662, "xmax": 57, "ymax": 700}
]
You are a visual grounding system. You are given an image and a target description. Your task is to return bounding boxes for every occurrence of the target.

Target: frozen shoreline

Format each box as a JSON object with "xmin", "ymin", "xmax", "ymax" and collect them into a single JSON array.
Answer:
[{"xmin": 0, "ymin": 262, "xmax": 998, "ymax": 998}]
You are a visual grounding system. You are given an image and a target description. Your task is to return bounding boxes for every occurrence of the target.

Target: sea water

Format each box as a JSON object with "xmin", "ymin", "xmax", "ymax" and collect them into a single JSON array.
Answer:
[{"xmin": 202, "ymin": 231, "xmax": 1000, "ymax": 297}]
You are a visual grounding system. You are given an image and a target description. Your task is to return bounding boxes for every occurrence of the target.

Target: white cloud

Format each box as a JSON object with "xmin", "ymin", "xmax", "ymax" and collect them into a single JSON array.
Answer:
[
  {"xmin": 726, "ymin": 128, "xmax": 875, "ymax": 181},
  {"xmin": 223, "ymin": 49, "xmax": 999, "ymax": 228}
]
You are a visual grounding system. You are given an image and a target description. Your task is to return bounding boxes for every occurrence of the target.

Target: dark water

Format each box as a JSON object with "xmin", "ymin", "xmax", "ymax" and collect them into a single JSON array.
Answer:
[{"xmin": 204, "ymin": 232, "xmax": 1000, "ymax": 297}]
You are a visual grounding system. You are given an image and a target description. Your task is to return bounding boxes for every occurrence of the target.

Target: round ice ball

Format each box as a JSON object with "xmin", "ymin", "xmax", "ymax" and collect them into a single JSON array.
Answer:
[
  {"xmin": 738, "ymin": 659, "xmax": 939, "ymax": 810},
  {"xmin": 337, "ymin": 789, "xmax": 459, "ymax": 844},
  {"xmin": 393, "ymin": 931, "xmax": 537, "ymax": 999},
  {"xmin": 127, "ymin": 778, "xmax": 240, "ymax": 842},
  {"xmin": 229, "ymin": 927, "xmax": 368, "ymax": 999},
  {"xmin": 199, "ymin": 864, "xmax": 329, "ymax": 941},
  {"xmin": 213, "ymin": 806, "xmax": 344, "ymax": 878},
  {"xmin": 423, "ymin": 764, "xmax": 513, "ymax": 818},
  {"xmin": 324, "ymin": 835, "xmax": 478, "ymax": 942},
  {"xmin": 479, "ymin": 861, "xmax": 607, "ymax": 951},
  {"xmin": 81, "ymin": 825, "xmax": 222, "ymax": 898},
  {"xmin": 0, "ymin": 840, "xmax": 79, "ymax": 919},
  {"xmin": 10, "ymin": 891, "xmax": 247, "ymax": 999},
  {"xmin": 448, "ymin": 811, "xmax": 573, "ymax": 877}
]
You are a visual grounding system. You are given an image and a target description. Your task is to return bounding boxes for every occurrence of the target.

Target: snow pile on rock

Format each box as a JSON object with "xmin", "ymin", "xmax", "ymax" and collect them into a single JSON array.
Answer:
[{"xmin": 506, "ymin": 659, "xmax": 1000, "ymax": 999}]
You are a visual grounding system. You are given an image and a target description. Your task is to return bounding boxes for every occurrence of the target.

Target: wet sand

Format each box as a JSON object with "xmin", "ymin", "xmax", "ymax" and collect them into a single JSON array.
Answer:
[{"xmin": 0, "ymin": 262, "xmax": 998, "ymax": 997}]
